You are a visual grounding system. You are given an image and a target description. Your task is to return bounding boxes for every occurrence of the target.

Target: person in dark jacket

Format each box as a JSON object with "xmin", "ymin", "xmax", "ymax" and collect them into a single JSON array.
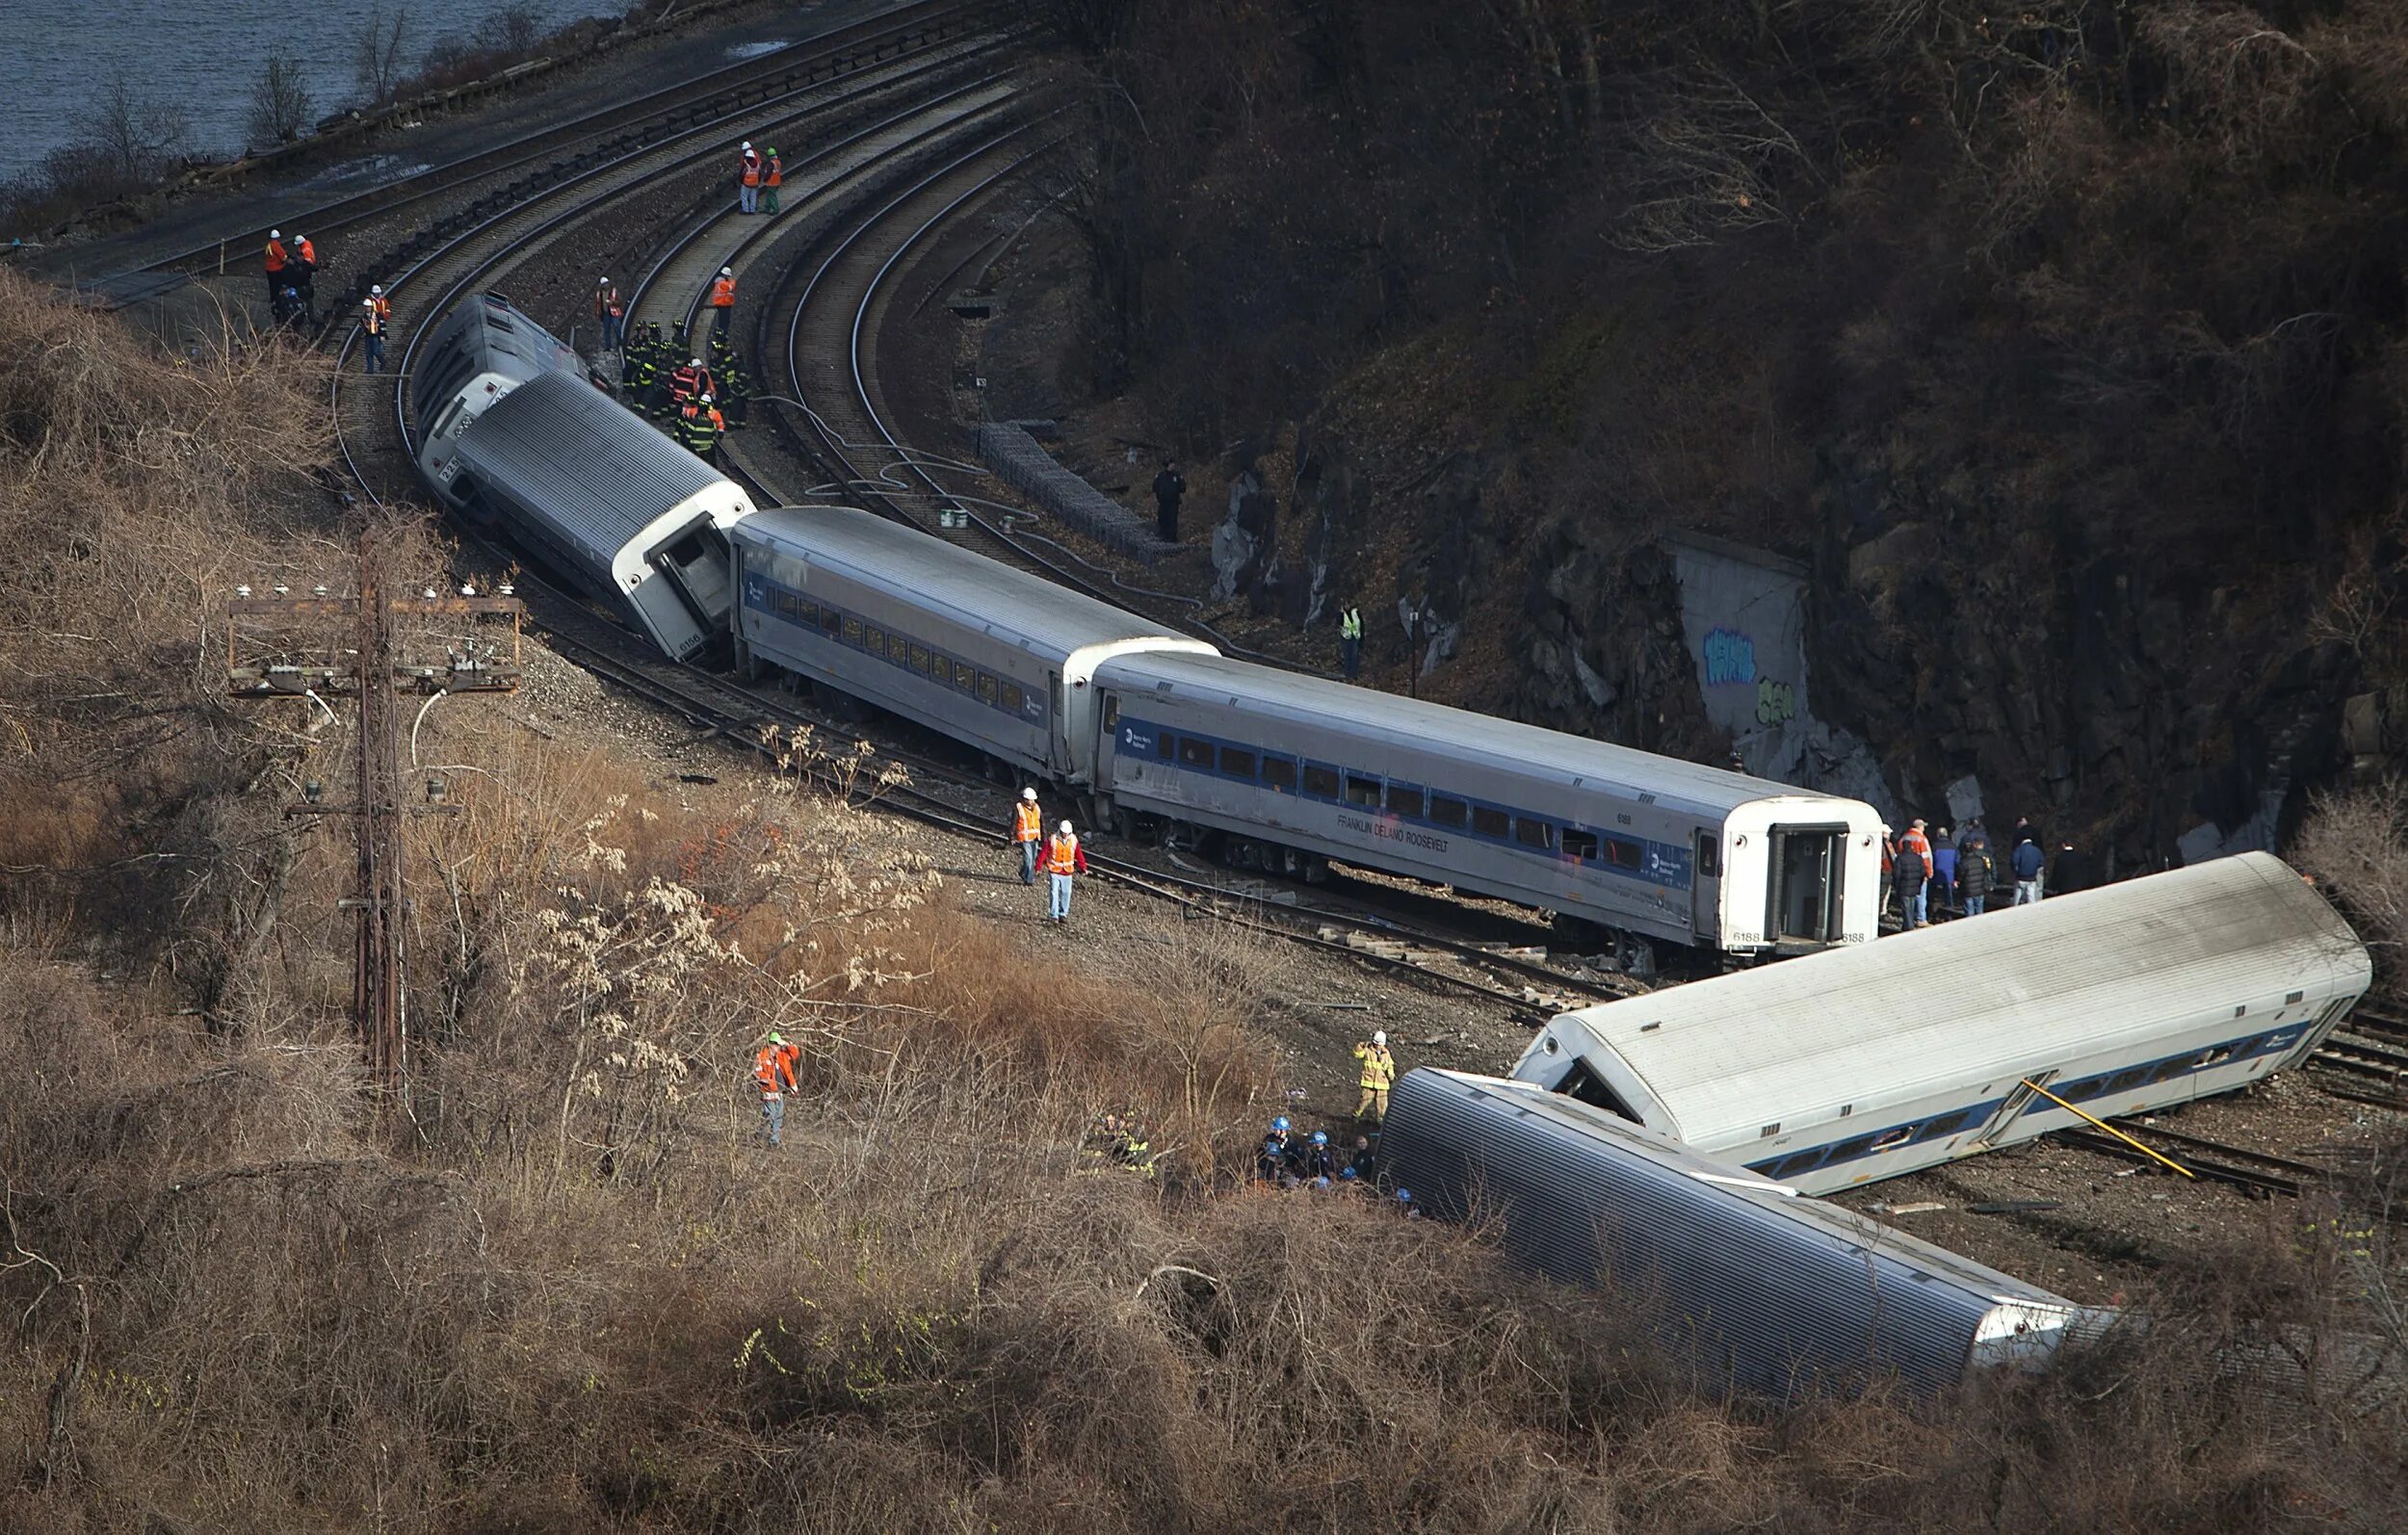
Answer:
[
  {"xmin": 1930, "ymin": 828, "xmax": 1958, "ymax": 919},
  {"xmin": 1152, "ymin": 461, "xmax": 1186, "ymax": 543},
  {"xmin": 1957, "ymin": 832, "xmax": 1995, "ymax": 915},
  {"xmin": 2011, "ymin": 835, "xmax": 2045, "ymax": 904}
]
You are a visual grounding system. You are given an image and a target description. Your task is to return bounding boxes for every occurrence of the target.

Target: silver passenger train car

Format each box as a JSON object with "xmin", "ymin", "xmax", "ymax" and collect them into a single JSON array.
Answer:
[
  {"xmin": 411, "ymin": 295, "xmax": 753, "ymax": 662},
  {"xmin": 1379, "ymin": 1069, "xmax": 2102, "ymax": 1398},
  {"xmin": 1087, "ymin": 652, "xmax": 1884, "ymax": 956},
  {"xmin": 1509, "ymin": 851, "xmax": 2371, "ymax": 1193},
  {"xmin": 729, "ymin": 507, "xmax": 1215, "ymax": 786}
]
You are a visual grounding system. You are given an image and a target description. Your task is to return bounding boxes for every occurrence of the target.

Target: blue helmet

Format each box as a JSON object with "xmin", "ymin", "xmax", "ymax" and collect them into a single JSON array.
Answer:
[
  {"xmin": 1271, "ymin": 1116, "xmax": 1291, "ymax": 1132},
  {"xmin": 1396, "ymin": 1188, "xmax": 1413, "ymax": 1203},
  {"xmin": 1311, "ymin": 1131, "xmax": 1328, "ymax": 1146},
  {"xmin": 1339, "ymin": 1166, "xmax": 1358, "ymax": 1181}
]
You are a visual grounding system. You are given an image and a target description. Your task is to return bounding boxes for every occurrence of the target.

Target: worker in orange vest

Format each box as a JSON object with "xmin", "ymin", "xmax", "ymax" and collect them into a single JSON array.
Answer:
[
  {"xmin": 753, "ymin": 1030, "xmax": 799, "ymax": 1146},
  {"xmin": 709, "ymin": 266, "xmax": 737, "ymax": 339},
  {"xmin": 762, "ymin": 146, "xmax": 784, "ymax": 215},
  {"xmin": 262, "ymin": 228, "xmax": 288, "ymax": 302},
  {"xmin": 1008, "ymin": 787, "xmax": 1045, "ymax": 885},
  {"xmin": 1041, "ymin": 820, "xmax": 1088, "ymax": 924},
  {"xmin": 291, "ymin": 233, "xmax": 319, "ymax": 320},
  {"xmin": 668, "ymin": 355, "xmax": 709, "ymax": 406},
  {"xmin": 358, "ymin": 296, "xmax": 386, "ymax": 374},
  {"xmin": 737, "ymin": 140, "xmax": 762, "ymax": 214}
]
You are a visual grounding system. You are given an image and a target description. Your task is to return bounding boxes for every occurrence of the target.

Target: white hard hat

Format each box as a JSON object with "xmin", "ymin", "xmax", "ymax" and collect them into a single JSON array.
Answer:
[
  {"xmin": 292, "ymin": 234, "xmax": 303, "ymax": 243},
  {"xmin": 720, "ymin": 266, "xmax": 732, "ymax": 277},
  {"xmin": 1021, "ymin": 787, "xmax": 1036, "ymax": 801},
  {"xmin": 369, "ymin": 284, "xmax": 382, "ymax": 295},
  {"xmin": 700, "ymin": 392, "xmax": 713, "ymax": 402},
  {"xmin": 1059, "ymin": 820, "xmax": 1072, "ymax": 835},
  {"xmin": 1374, "ymin": 1029, "xmax": 1387, "ymax": 1046},
  {"xmin": 269, "ymin": 228, "xmax": 279, "ymax": 239},
  {"xmin": 741, "ymin": 141, "xmax": 751, "ymax": 150},
  {"xmin": 362, "ymin": 298, "xmax": 375, "ymax": 307},
  {"xmin": 691, "ymin": 357, "xmax": 702, "ymax": 368},
  {"xmin": 598, "ymin": 274, "xmax": 610, "ymax": 283}
]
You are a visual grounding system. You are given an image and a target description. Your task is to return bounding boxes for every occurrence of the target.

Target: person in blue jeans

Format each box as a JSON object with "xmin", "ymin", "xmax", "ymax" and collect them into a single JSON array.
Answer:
[
  {"xmin": 2011, "ymin": 835, "xmax": 2045, "ymax": 904},
  {"xmin": 1042, "ymin": 820, "xmax": 1087, "ymax": 923}
]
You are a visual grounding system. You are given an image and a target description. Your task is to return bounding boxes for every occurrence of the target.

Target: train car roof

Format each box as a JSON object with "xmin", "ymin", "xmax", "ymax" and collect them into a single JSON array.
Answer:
[
  {"xmin": 736, "ymin": 506, "xmax": 1216, "ymax": 659},
  {"xmin": 1380, "ymin": 1069, "xmax": 2093, "ymax": 1395},
  {"xmin": 1520, "ymin": 851, "xmax": 2371, "ymax": 1146},
  {"xmin": 410, "ymin": 293, "xmax": 580, "ymax": 426},
  {"xmin": 1091, "ymin": 649, "xmax": 1866, "ymax": 820},
  {"xmin": 450, "ymin": 372, "xmax": 740, "ymax": 575}
]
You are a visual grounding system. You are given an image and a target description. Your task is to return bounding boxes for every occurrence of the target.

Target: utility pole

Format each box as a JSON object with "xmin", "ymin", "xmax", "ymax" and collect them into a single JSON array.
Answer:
[{"xmin": 225, "ymin": 533, "xmax": 524, "ymax": 1093}]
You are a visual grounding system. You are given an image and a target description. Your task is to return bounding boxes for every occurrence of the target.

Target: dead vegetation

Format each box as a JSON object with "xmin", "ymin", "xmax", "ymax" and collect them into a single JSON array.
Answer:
[{"xmin": 2, "ymin": 241, "xmax": 2405, "ymax": 1532}]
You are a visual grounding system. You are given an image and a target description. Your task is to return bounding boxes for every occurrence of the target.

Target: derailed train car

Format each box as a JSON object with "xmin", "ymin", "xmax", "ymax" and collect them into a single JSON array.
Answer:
[
  {"xmin": 1509, "ymin": 852, "xmax": 2371, "ymax": 1193},
  {"xmin": 1377, "ymin": 1069, "xmax": 2105, "ymax": 1398}
]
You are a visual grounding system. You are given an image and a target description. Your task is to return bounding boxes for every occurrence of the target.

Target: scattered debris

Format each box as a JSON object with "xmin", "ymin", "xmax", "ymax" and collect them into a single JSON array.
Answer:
[
  {"xmin": 1865, "ymin": 1201, "xmax": 1948, "ymax": 1216},
  {"xmin": 1969, "ymin": 1201, "xmax": 2064, "ymax": 1214}
]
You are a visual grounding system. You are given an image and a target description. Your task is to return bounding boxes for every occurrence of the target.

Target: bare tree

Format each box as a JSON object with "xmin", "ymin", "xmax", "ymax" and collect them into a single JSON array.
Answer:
[
  {"xmin": 475, "ymin": 3, "xmax": 546, "ymax": 56},
  {"xmin": 88, "ymin": 73, "xmax": 190, "ymax": 183},
  {"xmin": 354, "ymin": 5, "xmax": 412, "ymax": 106},
  {"xmin": 248, "ymin": 50, "xmax": 313, "ymax": 146}
]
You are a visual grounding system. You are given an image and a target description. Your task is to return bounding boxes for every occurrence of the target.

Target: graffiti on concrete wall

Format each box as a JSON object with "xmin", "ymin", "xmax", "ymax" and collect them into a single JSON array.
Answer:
[
  {"xmin": 1756, "ymin": 677, "xmax": 1796, "ymax": 726},
  {"xmin": 1703, "ymin": 627, "xmax": 1757, "ymax": 688}
]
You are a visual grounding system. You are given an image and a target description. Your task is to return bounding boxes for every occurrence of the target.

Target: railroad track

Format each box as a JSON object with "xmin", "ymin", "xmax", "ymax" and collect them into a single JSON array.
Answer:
[
  {"xmin": 133, "ymin": 1, "xmax": 1004, "ymax": 290},
  {"xmin": 2055, "ymin": 1120, "xmax": 2321, "ymax": 1200},
  {"xmin": 2311, "ymin": 1008, "xmax": 2408, "ymax": 1104}
]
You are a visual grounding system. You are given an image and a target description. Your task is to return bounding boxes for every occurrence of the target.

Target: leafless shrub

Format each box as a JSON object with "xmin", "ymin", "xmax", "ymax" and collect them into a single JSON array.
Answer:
[
  {"xmin": 246, "ymin": 49, "xmax": 313, "ymax": 146},
  {"xmin": 353, "ymin": 4, "xmax": 413, "ymax": 106},
  {"xmin": 2138, "ymin": 3, "xmax": 2328, "ymax": 170},
  {"xmin": 475, "ymin": 2, "xmax": 546, "ymax": 56},
  {"xmin": 88, "ymin": 73, "xmax": 190, "ymax": 184},
  {"xmin": 1608, "ymin": 67, "xmax": 1815, "ymax": 254},
  {"xmin": 2292, "ymin": 782, "xmax": 2408, "ymax": 982}
]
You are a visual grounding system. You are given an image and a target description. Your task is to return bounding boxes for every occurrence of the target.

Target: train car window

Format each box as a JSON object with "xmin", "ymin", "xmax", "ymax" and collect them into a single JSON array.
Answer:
[
  {"xmin": 2141, "ymin": 1056, "xmax": 2189, "ymax": 1084},
  {"xmin": 1560, "ymin": 829, "xmax": 1598, "ymax": 860},
  {"xmin": 1871, "ymin": 1126, "xmax": 1916, "ymax": 1152},
  {"xmin": 2104, "ymin": 1067, "xmax": 2150, "ymax": 1096},
  {"xmin": 1697, "ymin": 839, "xmax": 1719, "ymax": 876},
  {"xmin": 1827, "ymin": 1133, "xmax": 1877, "ymax": 1164},
  {"xmin": 1002, "ymin": 682, "xmax": 1026, "ymax": 713},
  {"xmin": 1604, "ymin": 836, "xmax": 1643, "ymax": 870},
  {"xmin": 908, "ymin": 642, "xmax": 929, "ymax": 671},
  {"xmin": 1386, "ymin": 785, "xmax": 1424, "ymax": 819},
  {"xmin": 1514, "ymin": 818, "xmax": 1555, "ymax": 850},
  {"xmin": 953, "ymin": 661, "xmax": 975, "ymax": 692},
  {"xmin": 1345, "ymin": 774, "xmax": 1382, "ymax": 808},
  {"xmin": 1263, "ymin": 757, "xmax": 1297, "ymax": 792},
  {"xmin": 1769, "ymin": 1148, "xmax": 1827, "ymax": 1180},
  {"xmin": 1918, "ymin": 1109, "xmax": 1976, "ymax": 1139},
  {"xmin": 1101, "ymin": 695, "xmax": 1118, "ymax": 730},
  {"xmin": 1178, "ymin": 738, "xmax": 1215, "ymax": 768},
  {"xmin": 1303, "ymin": 765, "xmax": 1339, "ymax": 797},
  {"xmin": 1472, "ymin": 805, "xmax": 1509, "ymax": 838},
  {"xmin": 1219, "ymin": 746, "xmax": 1257, "ymax": 778},
  {"xmin": 978, "ymin": 673, "xmax": 1000, "ymax": 706},
  {"xmin": 864, "ymin": 626, "xmax": 886, "ymax": 659},
  {"xmin": 842, "ymin": 616, "xmax": 863, "ymax": 645},
  {"xmin": 1428, "ymin": 795, "xmax": 1468, "ymax": 828},
  {"xmin": 820, "ymin": 606, "xmax": 842, "ymax": 636},
  {"xmin": 1156, "ymin": 730, "xmax": 1175, "ymax": 760},
  {"xmin": 2192, "ymin": 1046, "xmax": 2235, "ymax": 1069}
]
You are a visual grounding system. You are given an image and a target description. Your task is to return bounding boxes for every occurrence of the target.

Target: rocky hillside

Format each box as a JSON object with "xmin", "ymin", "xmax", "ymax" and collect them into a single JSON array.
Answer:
[{"xmin": 1060, "ymin": 0, "xmax": 2408, "ymax": 867}]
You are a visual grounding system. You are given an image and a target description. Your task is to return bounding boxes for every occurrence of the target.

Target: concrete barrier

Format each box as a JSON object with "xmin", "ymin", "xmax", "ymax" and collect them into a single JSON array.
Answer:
[{"xmin": 975, "ymin": 421, "xmax": 1172, "ymax": 563}]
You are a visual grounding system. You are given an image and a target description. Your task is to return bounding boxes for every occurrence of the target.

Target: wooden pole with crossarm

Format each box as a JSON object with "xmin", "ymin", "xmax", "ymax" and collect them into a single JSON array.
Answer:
[{"xmin": 224, "ymin": 533, "xmax": 524, "ymax": 1093}]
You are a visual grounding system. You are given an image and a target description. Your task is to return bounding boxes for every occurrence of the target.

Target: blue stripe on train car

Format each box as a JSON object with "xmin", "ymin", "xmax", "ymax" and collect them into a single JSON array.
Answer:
[
  {"xmin": 1116, "ymin": 713, "xmax": 1692, "ymax": 890},
  {"xmin": 744, "ymin": 574, "xmax": 1047, "ymax": 727},
  {"xmin": 1741, "ymin": 1024, "xmax": 2306, "ymax": 1182}
]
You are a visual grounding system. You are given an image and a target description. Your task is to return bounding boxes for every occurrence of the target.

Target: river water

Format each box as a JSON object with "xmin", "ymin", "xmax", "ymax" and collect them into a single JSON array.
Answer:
[{"xmin": 0, "ymin": 1, "xmax": 622, "ymax": 182}]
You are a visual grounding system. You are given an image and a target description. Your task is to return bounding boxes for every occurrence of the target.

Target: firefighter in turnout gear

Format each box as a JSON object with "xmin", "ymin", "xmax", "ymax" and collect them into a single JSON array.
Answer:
[
  {"xmin": 1353, "ymin": 1029, "xmax": 1396, "ymax": 1123},
  {"xmin": 678, "ymin": 393, "xmax": 724, "ymax": 459}
]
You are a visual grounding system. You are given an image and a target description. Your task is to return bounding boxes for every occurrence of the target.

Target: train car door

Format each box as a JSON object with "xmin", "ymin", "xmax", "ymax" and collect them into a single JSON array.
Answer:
[
  {"xmin": 1690, "ymin": 830, "xmax": 1722, "ymax": 945},
  {"xmin": 1764, "ymin": 822, "xmax": 1845, "ymax": 947},
  {"xmin": 1047, "ymin": 670, "xmax": 1067, "ymax": 777},
  {"xmin": 1970, "ymin": 1069, "xmax": 2059, "ymax": 1150}
]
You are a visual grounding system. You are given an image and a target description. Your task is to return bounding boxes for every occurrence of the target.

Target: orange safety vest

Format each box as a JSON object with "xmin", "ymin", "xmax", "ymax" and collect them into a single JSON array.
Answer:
[
  {"xmin": 296, "ymin": 238, "xmax": 317, "ymax": 267},
  {"xmin": 765, "ymin": 154, "xmax": 783, "ymax": 187},
  {"xmin": 1043, "ymin": 834, "xmax": 1082, "ymax": 875},
  {"xmin": 370, "ymin": 295, "xmax": 391, "ymax": 325},
  {"xmin": 362, "ymin": 305, "xmax": 383, "ymax": 336},
  {"xmin": 710, "ymin": 274, "xmax": 736, "ymax": 309},
  {"xmin": 597, "ymin": 285, "xmax": 621, "ymax": 319},
  {"xmin": 264, "ymin": 239, "xmax": 287, "ymax": 273},
  {"xmin": 753, "ymin": 1043, "xmax": 797, "ymax": 1093},
  {"xmin": 740, "ymin": 149, "xmax": 762, "ymax": 187},
  {"xmin": 1012, "ymin": 802, "xmax": 1043, "ymax": 844}
]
